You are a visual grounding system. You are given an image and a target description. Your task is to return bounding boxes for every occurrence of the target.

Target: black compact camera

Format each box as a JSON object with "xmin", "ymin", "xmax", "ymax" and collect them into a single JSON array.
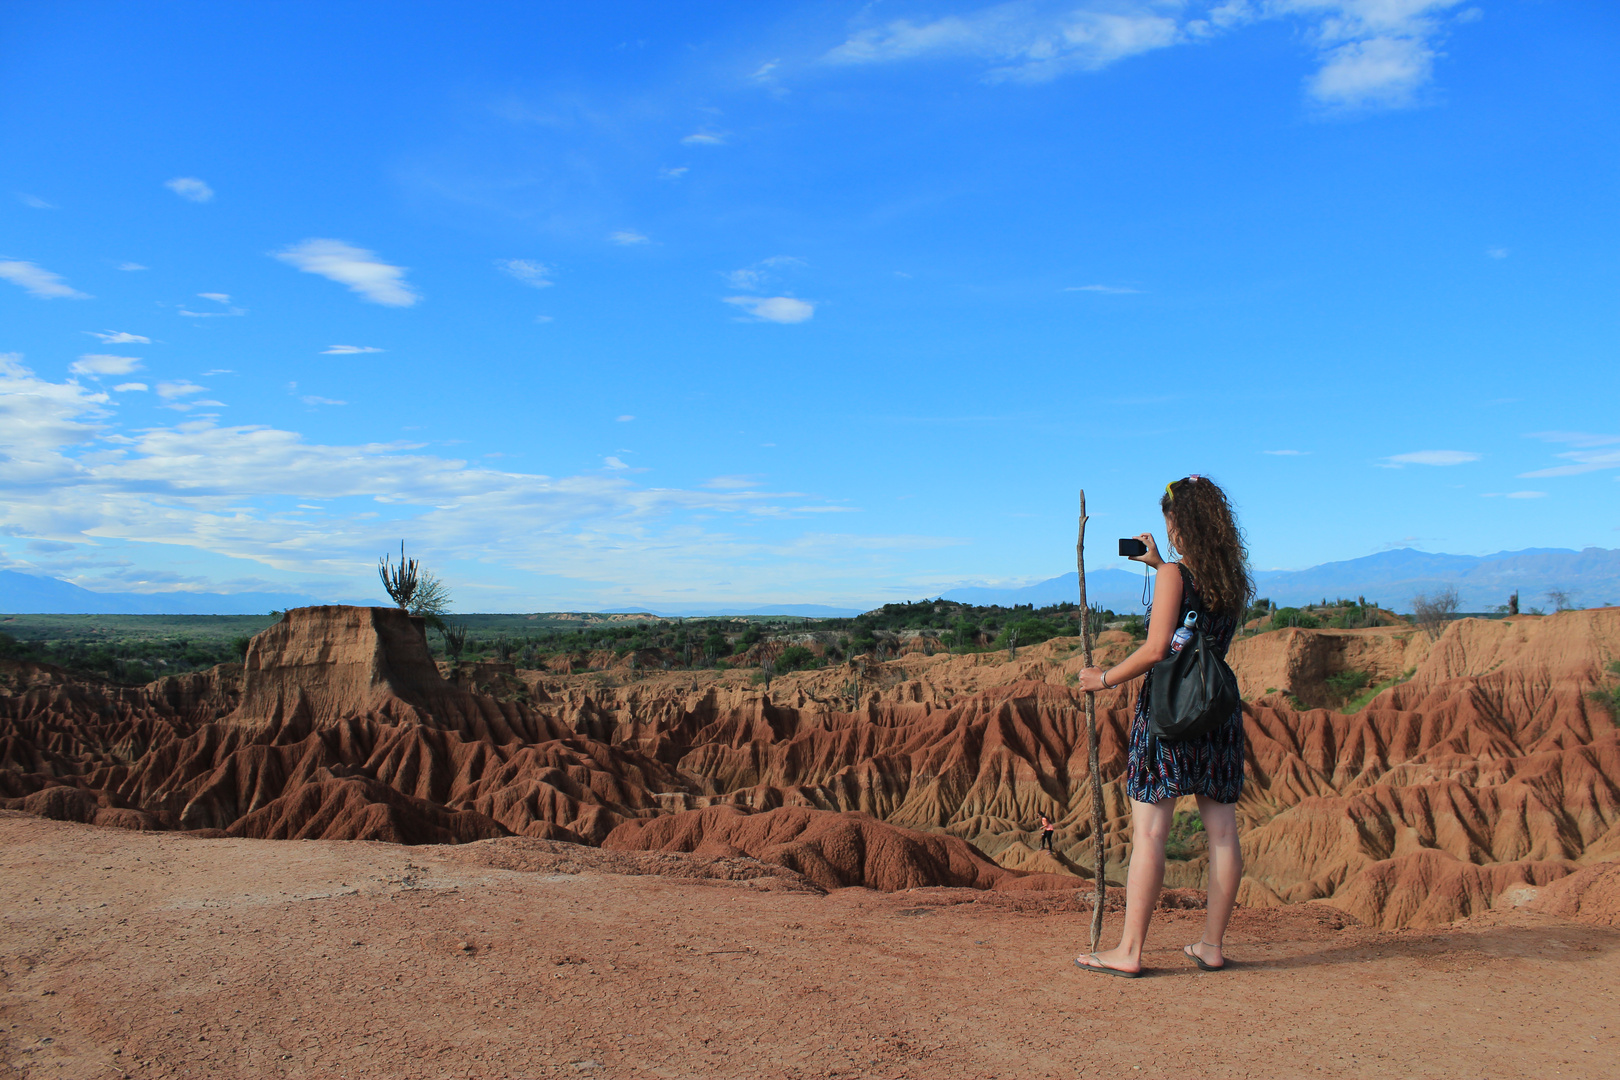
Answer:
[{"xmin": 1118, "ymin": 538, "xmax": 1147, "ymax": 557}]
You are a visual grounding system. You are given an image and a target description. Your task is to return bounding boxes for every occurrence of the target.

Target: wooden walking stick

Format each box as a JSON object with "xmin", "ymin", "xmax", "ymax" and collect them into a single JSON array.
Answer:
[{"xmin": 1077, "ymin": 491, "xmax": 1106, "ymax": 950}]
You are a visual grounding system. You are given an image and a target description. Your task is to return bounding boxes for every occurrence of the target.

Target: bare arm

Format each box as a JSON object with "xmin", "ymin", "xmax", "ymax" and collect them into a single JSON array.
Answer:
[{"xmin": 1077, "ymin": 533, "xmax": 1182, "ymax": 693}]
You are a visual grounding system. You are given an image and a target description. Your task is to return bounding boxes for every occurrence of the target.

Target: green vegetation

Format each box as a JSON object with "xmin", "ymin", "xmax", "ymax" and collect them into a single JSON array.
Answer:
[
  {"xmin": 773, "ymin": 645, "xmax": 817, "ymax": 673},
  {"xmin": 1165, "ymin": 810, "xmax": 1205, "ymax": 861},
  {"xmin": 0, "ymin": 596, "xmax": 1136, "ymax": 681},
  {"xmin": 427, "ymin": 598, "xmax": 1127, "ymax": 669},
  {"xmin": 0, "ymin": 614, "xmax": 278, "ymax": 684},
  {"xmin": 1588, "ymin": 660, "xmax": 1620, "ymax": 719},
  {"xmin": 1344, "ymin": 667, "xmax": 1417, "ymax": 713},
  {"xmin": 1325, "ymin": 668, "xmax": 1373, "ymax": 704},
  {"xmin": 1251, "ymin": 597, "xmax": 1396, "ymax": 633},
  {"xmin": 378, "ymin": 541, "xmax": 453, "ymax": 630}
]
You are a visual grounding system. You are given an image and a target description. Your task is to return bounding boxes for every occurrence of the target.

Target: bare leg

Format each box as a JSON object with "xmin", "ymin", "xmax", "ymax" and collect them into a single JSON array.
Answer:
[
  {"xmin": 1188, "ymin": 795, "xmax": 1242, "ymax": 969},
  {"xmin": 1076, "ymin": 798, "xmax": 1174, "ymax": 974}
]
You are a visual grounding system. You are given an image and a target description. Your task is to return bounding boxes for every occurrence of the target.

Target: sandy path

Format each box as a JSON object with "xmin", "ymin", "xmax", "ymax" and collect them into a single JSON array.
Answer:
[{"xmin": 1, "ymin": 813, "xmax": 1615, "ymax": 1079}]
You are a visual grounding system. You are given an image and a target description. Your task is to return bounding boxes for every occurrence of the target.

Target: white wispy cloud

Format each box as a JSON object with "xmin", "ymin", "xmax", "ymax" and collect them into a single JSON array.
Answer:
[
  {"xmin": 1264, "ymin": 449, "xmax": 1308, "ymax": 456},
  {"xmin": 616, "ymin": 415, "xmax": 635, "ymax": 423},
  {"xmin": 825, "ymin": 1, "xmax": 1470, "ymax": 109},
  {"xmin": 301, "ymin": 396, "xmax": 347, "ymax": 407},
  {"xmin": 1519, "ymin": 432, "xmax": 1620, "ymax": 478},
  {"xmin": 725, "ymin": 255, "xmax": 807, "ymax": 292},
  {"xmin": 156, "ymin": 380, "xmax": 207, "ymax": 400},
  {"xmin": 178, "ymin": 303, "xmax": 246, "ymax": 318},
  {"xmin": 86, "ymin": 331, "xmax": 151, "ymax": 345},
  {"xmin": 609, "ymin": 230, "xmax": 650, "ymax": 245},
  {"xmin": 197, "ymin": 292, "xmax": 231, "ymax": 303},
  {"xmin": 18, "ymin": 193, "xmax": 55, "ymax": 209},
  {"xmin": 1482, "ymin": 491, "xmax": 1547, "ymax": 499},
  {"xmin": 1384, "ymin": 449, "xmax": 1480, "ymax": 467},
  {"xmin": 825, "ymin": 2, "xmax": 1182, "ymax": 82},
  {"xmin": 681, "ymin": 131, "xmax": 728, "ymax": 145},
  {"xmin": 603, "ymin": 456, "xmax": 630, "ymax": 470},
  {"xmin": 1486, "ymin": 246, "xmax": 1509, "ymax": 259},
  {"xmin": 1065, "ymin": 283, "xmax": 1141, "ymax": 294},
  {"xmin": 165, "ymin": 177, "xmax": 214, "ymax": 202},
  {"xmin": 70, "ymin": 354, "xmax": 143, "ymax": 377},
  {"xmin": 497, "ymin": 259, "xmax": 554, "ymax": 288},
  {"xmin": 274, "ymin": 239, "xmax": 420, "ymax": 306},
  {"xmin": 659, "ymin": 166, "xmax": 690, "ymax": 180},
  {"xmin": 321, "ymin": 345, "xmax": 385, "ymax": 355},
  {"xmin": 0, "ymin": 259, "xmax": 89, "ymax": 299},
  {"xmin": 724, "ymin": 296, "xmax": 816, "ymax": 324},
  {"xmin": 1283, "ymin": 0, "xmax": 1467, "ymax": 110},
  {"xmin": 113, "ymin": 382, "xmax": 148, "ymax": 393},
  {"xmin": 118, "ymin": 263, "xmax": 147, "ymax": 272}
]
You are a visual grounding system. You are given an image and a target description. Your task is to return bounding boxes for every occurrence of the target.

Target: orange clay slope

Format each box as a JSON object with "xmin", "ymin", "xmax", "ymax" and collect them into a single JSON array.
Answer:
[{"xmin": 3, "ymin": 603, "xmax": 1617, "ymax": 928}]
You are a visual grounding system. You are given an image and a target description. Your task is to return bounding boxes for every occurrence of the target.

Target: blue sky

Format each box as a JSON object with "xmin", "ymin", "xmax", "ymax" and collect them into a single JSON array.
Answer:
[{"xmin": 1, "ymin": 1, "xmax": 1616, "ymax": 611}]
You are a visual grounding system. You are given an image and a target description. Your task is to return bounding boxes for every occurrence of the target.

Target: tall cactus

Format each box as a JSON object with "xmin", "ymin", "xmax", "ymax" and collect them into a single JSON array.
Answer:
[{"xmin": 378, "ymin": 541, "xmax": 420, "ymax": 609}]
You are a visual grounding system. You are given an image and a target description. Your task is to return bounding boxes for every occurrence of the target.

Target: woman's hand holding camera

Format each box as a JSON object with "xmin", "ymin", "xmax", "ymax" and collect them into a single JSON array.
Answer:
[{"xmin": 1128, "ymin": 533, "xmax": 1164, "ymax": 569}]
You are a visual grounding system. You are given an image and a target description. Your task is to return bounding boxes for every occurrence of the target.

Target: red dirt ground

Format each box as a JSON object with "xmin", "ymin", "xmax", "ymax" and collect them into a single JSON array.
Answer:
[{"xmin": 2, "ymin": 813, "xmax": 1615, "ymax": 1080}]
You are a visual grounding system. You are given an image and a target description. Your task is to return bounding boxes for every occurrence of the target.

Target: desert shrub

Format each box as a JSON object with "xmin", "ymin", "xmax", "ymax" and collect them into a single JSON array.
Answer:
[
  {"xmin": 1325, "ymin": 669, "xmax": 1372, "ymax": 703},
  {"xmin": 1411, "ymin": 586, "xmax": 1460, "ymax": 640},
  {"xmin": 1589, "ymin": 660, "xmax": 1620, "ymax": 718},
  {"xmin": 1121, "ymin": 614, "xmax": 1146, "ymax": 639},
  {"xmin": 1344, "ymin": 667, "xmax": 1417, "ymax": 714},
  {"xmin": 702, "ymin": 629, "xmax": 731, "ymax": 659},
  {"xmin": 775, "ymin": 645, "xmax": 817, "ymax": 672},
  {"xmin": 993, "ymin": 617, "xmax": 1059, "ymax": 650},
  {"xmin": 1270, "ymin": 607, "xmax": 1319, "ymax": 631},
  {"xmin": 441, "ymin": 623, "xmax": 469, "ymax": 660}
]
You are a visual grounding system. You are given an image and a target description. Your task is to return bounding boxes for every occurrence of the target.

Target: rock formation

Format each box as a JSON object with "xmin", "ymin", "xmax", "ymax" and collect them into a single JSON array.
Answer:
[{"xmin": 4, "ymin": 603, "xmax": 1618, "ymax": 929}]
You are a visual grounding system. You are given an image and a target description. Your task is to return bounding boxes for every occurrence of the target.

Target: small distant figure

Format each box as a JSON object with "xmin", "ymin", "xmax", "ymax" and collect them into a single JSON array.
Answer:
[{"xmin": 1038, "ymin": 813, "xmax": 1056, "ymax": 852}]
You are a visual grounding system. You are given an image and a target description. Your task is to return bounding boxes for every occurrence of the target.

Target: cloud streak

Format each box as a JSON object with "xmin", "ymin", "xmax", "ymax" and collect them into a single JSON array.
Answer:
[
  {"xmin": 165, "ymin": 177, "xmax": 214, "ymax": 202},
  {"xmin": 70, "ymin": 354, "xmax": 143, "ymax": 377},
  {"xmin": 274, "ymin": 239, "xmax": 420, "ymax": 306},
  {"xmin": 0, "ymin": 260, "xmax": 89, "ymax": 299},
  {"xmin": 497, "ymin": 259, "xmax": 554, "ymax": 288},
  {"xmin": 1384, "ymin": 450, "xmax": 1480, "ymax": 467},
  {"xmin": 724, "ymin": 296, "xmax": 815, "ymax": 324},
  {"xmin": 1520, "ymin": 432, "xmax": 1620, "ymax": 478}
]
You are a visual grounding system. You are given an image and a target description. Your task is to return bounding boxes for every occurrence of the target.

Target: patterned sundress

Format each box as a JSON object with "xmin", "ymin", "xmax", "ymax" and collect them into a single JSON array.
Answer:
[{"xmin": 1125, "ymin": 563, "xmax": 1245, "ymax": 805}]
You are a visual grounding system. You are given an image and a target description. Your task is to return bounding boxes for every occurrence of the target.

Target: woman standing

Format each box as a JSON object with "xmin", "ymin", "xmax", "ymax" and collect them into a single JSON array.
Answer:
[{"xmin": 1073, "ymin": 475, "xmax": 1252, "ymax": 976}]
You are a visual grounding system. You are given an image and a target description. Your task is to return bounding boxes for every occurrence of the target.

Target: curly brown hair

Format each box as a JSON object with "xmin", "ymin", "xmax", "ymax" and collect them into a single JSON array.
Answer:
[{"xmin": 1160, "ymin": 475, "xmax": 1253, "ymax": 618}]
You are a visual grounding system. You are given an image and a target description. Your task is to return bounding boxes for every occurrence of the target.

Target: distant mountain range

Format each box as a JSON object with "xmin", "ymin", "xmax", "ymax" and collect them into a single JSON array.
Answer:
[
  {"xmin": 0, "ymin": 570, "xmax": 327, "ymax": 616},
  {"xmin": 4, "ymin": 547, "xmax": 1615, "ymax": 617},
  {"xmin": 939, "ymin": 547, "xmax": 1620, "ymax": 613}
]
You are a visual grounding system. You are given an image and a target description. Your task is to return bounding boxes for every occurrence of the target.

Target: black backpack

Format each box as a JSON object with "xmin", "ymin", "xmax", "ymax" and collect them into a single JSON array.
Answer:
[{"xmin": 1147, "ymin": 584, "xmax": 1242, "ymax": 744}]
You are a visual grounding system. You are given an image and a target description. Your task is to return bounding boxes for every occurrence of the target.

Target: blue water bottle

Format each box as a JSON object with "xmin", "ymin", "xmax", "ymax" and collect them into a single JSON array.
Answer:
[{"xmin": 1170, "ymin": 611, "xmax": 1197, "ymax": 654}]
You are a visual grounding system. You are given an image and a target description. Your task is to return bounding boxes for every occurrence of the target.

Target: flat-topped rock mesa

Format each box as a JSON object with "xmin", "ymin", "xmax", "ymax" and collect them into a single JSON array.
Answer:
[
  {"xmin": 231, "ymin": 605, "xmax": 446, "ymax": 730},
  {"xmin": 3, "ymin": 602, "xmax": 1618, "ymax": 930}
]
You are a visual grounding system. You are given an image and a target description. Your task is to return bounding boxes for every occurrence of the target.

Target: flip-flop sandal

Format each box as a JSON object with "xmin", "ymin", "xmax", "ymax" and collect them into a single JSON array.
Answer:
[
  {"xmin": 1073, "ymin": 954, "xmax": 1141, "ymax": 979},
  {"xmin": 1184, "ymin": 943, "xmax": 1225, "ymax": 972}
]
